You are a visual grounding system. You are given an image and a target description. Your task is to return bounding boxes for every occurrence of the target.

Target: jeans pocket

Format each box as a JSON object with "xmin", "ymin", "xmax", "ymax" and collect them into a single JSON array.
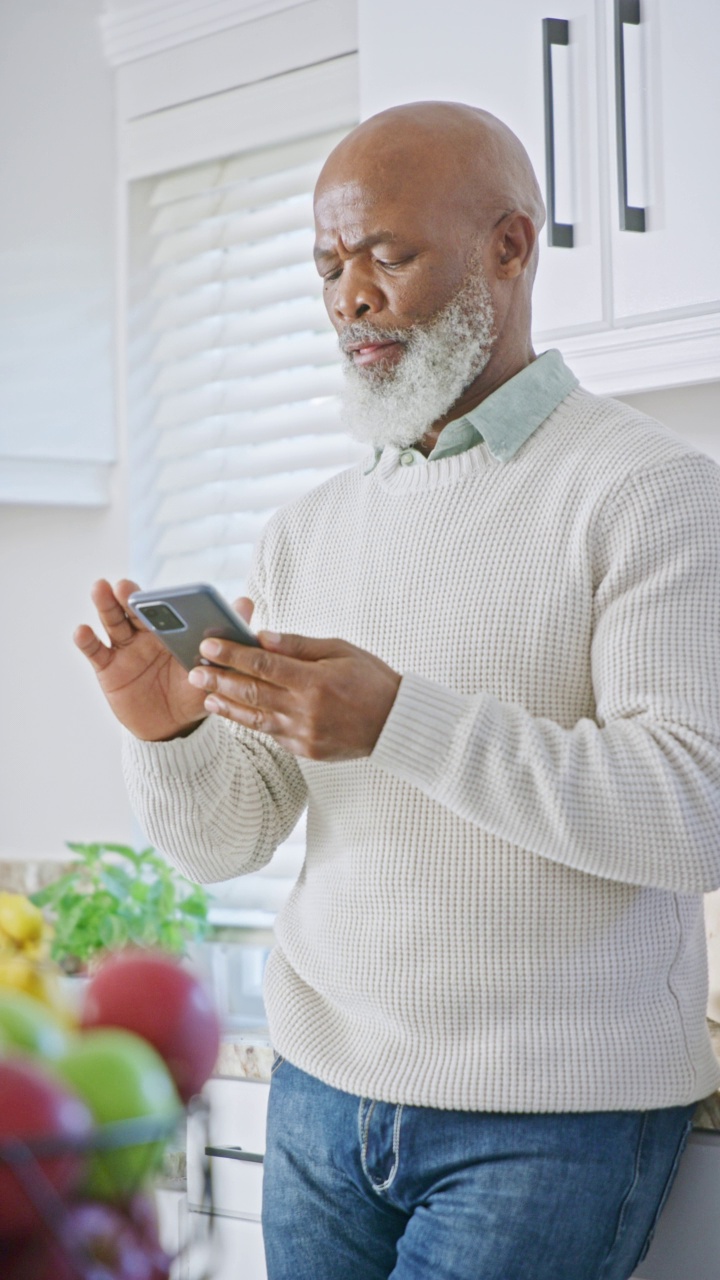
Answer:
[
  {"xmin": 270, "ymin": 1051, "xmax": 286, "ymax": 1078},
  {"xmin": 633, "ymin": 1115, "xmax": 693, "ymax": 1268}
]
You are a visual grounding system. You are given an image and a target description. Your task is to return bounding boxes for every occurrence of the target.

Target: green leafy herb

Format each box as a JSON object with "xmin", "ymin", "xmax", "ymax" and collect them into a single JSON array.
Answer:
[{"xmin": 31, "ymin": 842, "xmax": 210, "ymax": 972}]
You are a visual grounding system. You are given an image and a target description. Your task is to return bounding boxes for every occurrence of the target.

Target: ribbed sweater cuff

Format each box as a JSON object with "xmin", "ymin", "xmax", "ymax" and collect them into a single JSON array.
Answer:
[
  {"xmin": 121, "ymin": 714, "xmax": 223, "ymax": 780},
  {"xmin": 371, "ymin": 671, "xmax": 469, "ymax": 788}
]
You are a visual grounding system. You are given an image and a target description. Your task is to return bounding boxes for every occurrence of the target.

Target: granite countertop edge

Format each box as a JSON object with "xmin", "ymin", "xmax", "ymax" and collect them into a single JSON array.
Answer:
[
  {"xmin": 155, "ymin": 1022, "xmax": 720, "ymax": 1190},
  {"xmin": 211, "ymin": 1024, "xmax": 720, "ymax": 1129}
]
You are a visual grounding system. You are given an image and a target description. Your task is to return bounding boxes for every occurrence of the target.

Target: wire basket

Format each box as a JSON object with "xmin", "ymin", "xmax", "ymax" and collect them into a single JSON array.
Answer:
[{"xmin": 0, "ymin": 1102, "xmax": 218, "ymax": 1280}]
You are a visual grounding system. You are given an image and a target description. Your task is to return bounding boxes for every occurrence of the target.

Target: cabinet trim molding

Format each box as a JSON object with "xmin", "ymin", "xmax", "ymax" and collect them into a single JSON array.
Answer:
[{"xmin": 552, "ymin": 312, "xmax": 720, "ymax": 396}]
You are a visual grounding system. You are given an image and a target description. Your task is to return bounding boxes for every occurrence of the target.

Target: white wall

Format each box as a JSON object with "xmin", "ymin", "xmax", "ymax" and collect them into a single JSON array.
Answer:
[
  {"xmin": 0, "ymin": 0, "xmax": 132, "ymax": 861},
  {"xmin": 619, "ymin": 381, "xmax": 720, "ymax": 464},
  {"xmin": 0, "ymin": 480, "xmax": 133, "ymax": 859},
  {"xmin": 619, "ymin": 381, "xmax": 720, "ymax": 1025}
]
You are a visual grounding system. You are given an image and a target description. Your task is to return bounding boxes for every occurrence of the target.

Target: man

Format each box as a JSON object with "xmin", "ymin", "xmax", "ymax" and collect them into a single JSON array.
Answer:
[{"xmin": 76, "ymin": 103, "xmax": 720, "ymax": 1279}]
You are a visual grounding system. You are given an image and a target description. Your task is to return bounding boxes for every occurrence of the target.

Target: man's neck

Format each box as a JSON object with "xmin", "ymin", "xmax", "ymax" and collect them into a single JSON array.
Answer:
[{"xmin": 416, "ymin": 346, "xmax": 537, "ymax": 457}]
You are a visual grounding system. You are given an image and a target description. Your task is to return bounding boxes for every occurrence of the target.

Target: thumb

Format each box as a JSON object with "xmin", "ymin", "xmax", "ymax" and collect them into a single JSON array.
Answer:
[
  {"xmin": 258, "ymin": 631, "xmax": 348, "ymax": 661},
  {"xmin": 233, "ymin": 596, "xmax": 254, "ymax": 626}
]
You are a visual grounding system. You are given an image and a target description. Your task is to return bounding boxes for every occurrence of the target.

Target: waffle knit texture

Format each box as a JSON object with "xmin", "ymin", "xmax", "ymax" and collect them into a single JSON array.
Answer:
[{"xmin": 124, "ymin": 383, "xmax": 720, "ymax": 1112}]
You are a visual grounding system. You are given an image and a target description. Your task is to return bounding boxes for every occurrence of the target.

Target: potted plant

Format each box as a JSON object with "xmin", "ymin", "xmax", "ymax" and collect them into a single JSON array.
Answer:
[{"xmin": 30, "ymin": 843, "xmax": 210, "ymax": 975}]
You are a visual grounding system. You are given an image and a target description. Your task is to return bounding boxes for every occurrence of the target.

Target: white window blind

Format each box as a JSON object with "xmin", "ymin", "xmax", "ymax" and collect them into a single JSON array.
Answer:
[
  {"xmin": 131, "ymin": 124, "xmax": 364, "ymax": 919},
  {"xmin": 138, "ymin": 125, "xmax": 363, "ymax": 596}
]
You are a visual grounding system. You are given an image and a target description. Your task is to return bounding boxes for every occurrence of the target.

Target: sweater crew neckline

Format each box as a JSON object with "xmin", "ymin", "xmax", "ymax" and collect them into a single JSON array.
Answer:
[{"xmin": 373, "ymin": 437, "xmax": 495, "ymax": 491}]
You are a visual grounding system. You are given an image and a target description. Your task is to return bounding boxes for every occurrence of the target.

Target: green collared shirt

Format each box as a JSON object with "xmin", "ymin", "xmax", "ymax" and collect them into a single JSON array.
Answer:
[{"xmin": 364, "ymin": 348, "xmax": 579, "ymax": 473}]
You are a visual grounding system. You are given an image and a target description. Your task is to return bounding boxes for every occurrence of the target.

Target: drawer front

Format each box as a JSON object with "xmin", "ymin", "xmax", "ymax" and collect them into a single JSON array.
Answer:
[
  {"xmin": 184, "ymin": 1207, "xmax": 268, "ymax": 1280},
  {"xmin": 632, "ymin": 1132, "xmax": 720, "ymax": 1280},
  {"xmin": 188, "ymin": 1077, "xmax": 270, "ymax": 1215}
]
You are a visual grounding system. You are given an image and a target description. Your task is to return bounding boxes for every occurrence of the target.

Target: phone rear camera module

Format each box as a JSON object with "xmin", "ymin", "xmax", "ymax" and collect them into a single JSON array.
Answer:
[{"xmin": 137, "ymin": 602, "xmax": 187, "ymax": 632}]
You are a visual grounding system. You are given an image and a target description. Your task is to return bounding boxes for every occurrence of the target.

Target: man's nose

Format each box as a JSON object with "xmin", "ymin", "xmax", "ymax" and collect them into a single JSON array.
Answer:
[{"xmin": 331, "ymin": 262, "xmax": 383, "ymax": 321}]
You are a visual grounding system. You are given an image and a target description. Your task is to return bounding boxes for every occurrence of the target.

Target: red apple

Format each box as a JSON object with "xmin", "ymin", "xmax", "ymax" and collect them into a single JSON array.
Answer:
[
  {"xmin": 81, "ymin": 951, "xmax": 220, "ymax": 1104},
  {"xmin": 0, "ymin": 1235, "xmax": 45, "ymax": 1280},
  {"xmin": 0, "ymin": 1059, "xmax": 92, "ymax": 1238}
]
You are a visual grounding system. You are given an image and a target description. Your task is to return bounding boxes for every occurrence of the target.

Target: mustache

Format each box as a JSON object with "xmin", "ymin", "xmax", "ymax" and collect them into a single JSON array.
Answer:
[{"xmin": 338, "ymin": 323, "xmax": 410, "ymax": 354}]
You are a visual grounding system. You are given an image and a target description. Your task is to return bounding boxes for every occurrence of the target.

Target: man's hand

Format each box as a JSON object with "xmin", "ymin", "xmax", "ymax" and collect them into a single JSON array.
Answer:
[
  {"xmin": 187, "ymin": 622, "xmax": 402, "ymax": 761},
  {"xmin": 74, "ymin": 579, "xmax": 213, "ymax": 741}
]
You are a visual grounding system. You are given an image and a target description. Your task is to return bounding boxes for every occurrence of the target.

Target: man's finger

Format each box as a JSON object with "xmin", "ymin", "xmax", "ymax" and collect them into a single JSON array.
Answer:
[
  {"xmin": 73, "ymin": 624, "xmax": 113, "ymax": 673},
  {"xmin": 189, "ymin": 664, "xmax": 291, "ymax": 714},
  {"xmin": 233, "ymin": 596, "xmax": 254, "ymax": 626},
  {"xmin": 90, "ymin": 579, "xmax": 140, "ymax": 648},
  {"xmin": 257, "ymin": 632, "xmax": 348, "ymax": 661},
  {"xmin": 198, "ymin": 632, "xmax": 348, "ymax": 686}
]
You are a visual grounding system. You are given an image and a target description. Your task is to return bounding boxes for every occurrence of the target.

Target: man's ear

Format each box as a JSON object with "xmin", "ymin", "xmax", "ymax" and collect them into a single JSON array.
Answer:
[{"xmin": 495, "ymin": 212, "xmax": 537, "ymax": 280}]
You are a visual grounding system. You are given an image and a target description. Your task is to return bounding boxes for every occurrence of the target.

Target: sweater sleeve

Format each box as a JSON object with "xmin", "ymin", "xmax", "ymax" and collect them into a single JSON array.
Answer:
[
  {"xmin": 122, "ymin": 714, "xmax": 308, "ymax": 884},
  {"xmin": 371, "ymin": 452, "xmax": 720, "ymax": 893}
]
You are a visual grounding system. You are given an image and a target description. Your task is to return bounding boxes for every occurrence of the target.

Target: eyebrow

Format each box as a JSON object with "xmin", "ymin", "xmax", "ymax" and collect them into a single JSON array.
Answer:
[{"xmin": 313, "ymin": 230, "xmax": 401, "ymax": 264}]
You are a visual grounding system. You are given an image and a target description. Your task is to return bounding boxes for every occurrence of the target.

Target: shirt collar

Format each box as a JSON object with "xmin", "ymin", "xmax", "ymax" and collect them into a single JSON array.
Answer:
[
  {"xmin": 460, "ymin": 348, "xmax": 578, "ymax": 462},
  {"xmin": 364, "ymin": 349, "xmax": 578, "ymax": 473}
]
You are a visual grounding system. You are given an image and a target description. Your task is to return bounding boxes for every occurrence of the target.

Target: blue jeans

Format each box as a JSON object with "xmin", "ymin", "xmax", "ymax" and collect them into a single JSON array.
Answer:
[{"xmin": 262, "ymin": 1059, "xmax": 695, "ymax": 1280}]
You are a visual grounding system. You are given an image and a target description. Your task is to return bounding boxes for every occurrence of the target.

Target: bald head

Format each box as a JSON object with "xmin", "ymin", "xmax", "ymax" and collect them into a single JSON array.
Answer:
[{"xmin": 316, "ymin": 101, "xmax": 546, "ymax": 242}]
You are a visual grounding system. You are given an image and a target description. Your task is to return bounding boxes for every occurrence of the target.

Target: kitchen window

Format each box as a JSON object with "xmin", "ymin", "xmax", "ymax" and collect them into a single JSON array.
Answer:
[{"xmin": 125, "ymin": 65, "xmax": 359, "ymax": 934}]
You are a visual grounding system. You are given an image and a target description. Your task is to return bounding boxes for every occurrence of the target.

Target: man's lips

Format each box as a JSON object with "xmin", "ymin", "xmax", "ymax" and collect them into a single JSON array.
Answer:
[{"xmin": 345, "ymin": 339, "xmax": 405, "ymax": 367}]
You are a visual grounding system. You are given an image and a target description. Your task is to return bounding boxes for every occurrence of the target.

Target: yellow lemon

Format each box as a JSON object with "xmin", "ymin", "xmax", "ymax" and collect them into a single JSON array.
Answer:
[
  {"xmin": 0, "ymin": 893, "xmax": 45, "ymax": 946},
  {"xmin": 0, "ymin": 954, "xmax": 50, "ymax": 1003}
]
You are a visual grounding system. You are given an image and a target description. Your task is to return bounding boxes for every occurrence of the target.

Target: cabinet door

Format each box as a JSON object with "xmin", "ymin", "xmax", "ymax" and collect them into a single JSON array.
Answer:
[
  {"xmin": 631, "ymin": 1132, "xmax": 720, "ymax": 1280},
  {"xmin": 183, "ymin": 1209, "xmax": 267, "ymax": 1280},
  {"xmin": 606, "ymin": 0, "xmax": 720, "ymax": 321},
  {"xmin": 213, "ymin": 1215, "xmax": 268, "ymax": 1280},
  {"xmin": 187, "ymin": 1077, "xmax": 269, "ymax": 1211},
  {"xmin": 358, "ymin": 0, "xmax": 606, "ymax": 338}
]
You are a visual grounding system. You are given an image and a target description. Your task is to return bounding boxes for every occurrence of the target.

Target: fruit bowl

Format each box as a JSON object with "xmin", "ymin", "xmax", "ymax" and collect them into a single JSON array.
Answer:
[
  {"xmin": 0, "ymin": 1105, "xmax": 216, "ymax": 1280},
  {"xmin": 0, "ymin": 944, "xmax": 223, "ymax": 1279}
]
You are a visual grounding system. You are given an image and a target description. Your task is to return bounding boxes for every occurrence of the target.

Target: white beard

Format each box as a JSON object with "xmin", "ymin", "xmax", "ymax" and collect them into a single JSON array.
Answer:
[{"xmin": 339, "ymin": 258, "xmax": 497, "ymax": 452}]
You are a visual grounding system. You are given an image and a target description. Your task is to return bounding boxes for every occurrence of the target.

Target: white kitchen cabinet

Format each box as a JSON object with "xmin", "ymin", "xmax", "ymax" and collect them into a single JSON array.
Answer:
[
  {"xmin": 185, "ymin": 1077, "xmax": 270, "ymax": 1280},
  {"xmin": 358, "ymin": 0, "xmax": 720, "ymax": 380},
  {"xmin": 359, "ymin": 0, "xmax": 605, "ymax": 339},
  {"xmin": 631, "ymin": 1131, "xmax": 720, "ymax": 1280},
  {"xmin": 603, "ymin": 0, "xmax": 720, "ymax": 322}
]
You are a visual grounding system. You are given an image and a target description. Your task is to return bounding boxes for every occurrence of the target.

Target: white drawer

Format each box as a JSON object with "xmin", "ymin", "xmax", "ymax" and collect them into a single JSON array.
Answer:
[
  {"xmin": 188, "ymin": 1077, "xmax": 269, "ymax": 1217},
  {"xmin": 185, "ymin": 1209, "xmax": 268, "ymax": 1280},
  {"xmin": 632, "ymin": 1131, "xmax": 720, "ymax": 1280}
]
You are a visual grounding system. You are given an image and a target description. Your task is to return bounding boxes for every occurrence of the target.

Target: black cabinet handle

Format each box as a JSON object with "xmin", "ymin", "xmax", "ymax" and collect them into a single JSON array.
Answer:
[
  {"xmin": 542, "ymin": 17, "xmax": 574, "ymax": 248},
  {"xmin": 206, "ymin": 1143, "xmax": 264, "ymax": 1165},
  {"xmin": 614, "ymin": 0, "xmax": 646, "ymax": 231}
]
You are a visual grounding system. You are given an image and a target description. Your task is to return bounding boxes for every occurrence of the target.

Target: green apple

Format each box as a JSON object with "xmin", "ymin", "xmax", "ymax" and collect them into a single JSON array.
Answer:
[
  {"xmin": 0, "ymin": 989, "xmax": 70, "ymax": 1059},
  {"xmin": 55, "ymin": 1027, "xmax": 181, "ymax": 1200}
]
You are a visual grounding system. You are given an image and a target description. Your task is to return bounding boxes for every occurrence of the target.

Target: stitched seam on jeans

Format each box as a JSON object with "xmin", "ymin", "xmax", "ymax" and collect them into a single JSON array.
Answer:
[
  {"xmin": 632, "ymin": 1114, "xmax": 694, "ymax": 1271},
  {"xmin": 598, "ymin": 1112, "xmax": 649, "ymax": 1276},
  {"xmin": 359, "ymin": 1099, "xmax": 376, "ymax": 1187},
  {"xmin": 359, "ymin": 1101, "xmax": 403, "ymax": 1195},
  {"xmin": 373, "ymin": 1104, "xmax": 404, "ymax": 1194}
]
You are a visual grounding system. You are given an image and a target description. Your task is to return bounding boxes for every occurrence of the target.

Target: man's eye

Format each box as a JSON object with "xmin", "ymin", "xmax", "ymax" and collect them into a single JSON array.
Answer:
[{"xmin": 323, "ymin": 267, "xmax": 342, "ymax": 283}]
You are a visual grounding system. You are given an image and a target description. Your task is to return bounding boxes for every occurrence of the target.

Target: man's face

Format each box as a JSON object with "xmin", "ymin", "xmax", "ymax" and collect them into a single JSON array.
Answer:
[{"xmin": 314, "ymin": 174, "xmax": 498, "ymax": 448}]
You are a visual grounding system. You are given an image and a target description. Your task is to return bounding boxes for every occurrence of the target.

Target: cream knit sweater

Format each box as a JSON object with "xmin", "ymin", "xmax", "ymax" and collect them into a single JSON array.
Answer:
[{"xmin": 124, "ymin": 384, "xmax": 720, "ymax": 1112}]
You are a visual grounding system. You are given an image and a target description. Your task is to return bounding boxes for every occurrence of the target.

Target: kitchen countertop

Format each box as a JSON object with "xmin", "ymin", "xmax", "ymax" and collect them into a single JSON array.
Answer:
[
  {"xmin": 157, "ymin": 1022, "xmax": 720, "ymax": 1190},
  {"xmin": 212, "ymin": 1022, "xmax": 720, "ymax": 1131}
]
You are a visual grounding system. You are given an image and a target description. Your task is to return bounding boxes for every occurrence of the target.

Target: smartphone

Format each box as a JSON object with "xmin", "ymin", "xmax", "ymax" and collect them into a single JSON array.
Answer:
[{"xmin": 128, "ymin": 583, "xmax": 260, "ymax": 671}]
